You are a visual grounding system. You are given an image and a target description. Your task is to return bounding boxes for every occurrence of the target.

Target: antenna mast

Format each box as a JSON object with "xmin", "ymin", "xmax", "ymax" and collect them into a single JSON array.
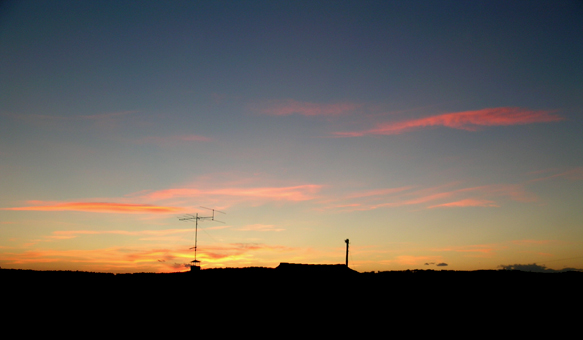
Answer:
[{"xmin": 179, "ymin": 207, "xmax": 225, "ymax": 272}]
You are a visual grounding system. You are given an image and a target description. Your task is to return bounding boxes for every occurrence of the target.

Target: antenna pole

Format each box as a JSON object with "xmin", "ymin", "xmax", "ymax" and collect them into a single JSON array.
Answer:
[
  {"xmin": 345, "ymin": 239, "xmax": 349, "ymax": 267},
  {"xmin": 179, "ymin": 208, "xmax": 226, "ymax": 272},
  {"xmin": 194, "ymin": 213, "xmax": 198, "ymax": 263}
]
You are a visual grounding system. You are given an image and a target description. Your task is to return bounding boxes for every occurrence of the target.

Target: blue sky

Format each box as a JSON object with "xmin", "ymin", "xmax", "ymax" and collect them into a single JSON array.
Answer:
[{"xmin": 1, "ymin": 0, "xmax": 582, "ymax": 272}]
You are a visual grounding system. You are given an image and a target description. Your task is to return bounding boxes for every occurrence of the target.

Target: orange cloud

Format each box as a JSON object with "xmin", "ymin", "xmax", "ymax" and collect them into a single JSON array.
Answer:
[
  {"xmin": 335, "ymin": 107, "xmax": 562, "ymax": 136},
  {"xmin": 428, "ymin": 199, "xmax": 499, "ymax": 208},
  {"xmin": 236, "ymin": 224, "xmax": 285, "ymax": 232},
  {"xmin": 0, "ymin": 235, "xmax": 305, "ymax": 272},
  {"xmin": 255, "ymin": 99, "xmax": 361, "ymax": 116},
  {"xmin": 6, "ymin": 201, "xmax": 183, "ymax": 213},
  {"xmin": 48, "ymin": 229, "xmax": 194, "ymax": 240},
  {"xmin": 0, "ymin": 247, "xmax": 187, "ymax": 273}
]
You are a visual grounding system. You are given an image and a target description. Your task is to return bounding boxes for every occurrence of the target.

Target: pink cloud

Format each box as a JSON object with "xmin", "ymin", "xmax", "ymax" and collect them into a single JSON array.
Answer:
[
  {"xmin": 428, "ymin": 199, "xmax": 499, "ymax": 208},
  {"xmin": 369, "ymin": 192, "xmax": 455, "ymax": 209},
  {"xmin": 326, "ymin": 182, "xmax": 536, "ymax": 211},
  {"xmin": 255, "ymin": 99, "xmax": 361, "ymax": 116},
  {"xmin": 345, "ymin": 186, "xmax": 414, "ymax": 199},
  {"xmin": 458, "ymin": 184, "xmax": 537, "ymax": 203},
  {"xmin": 5, "ymin": 201, "xmax": 184, "ymax": 214},
  {"xmin": 145, "ymin": 185, "xmax": 322, "ymax": 202},
  {"xmin": 529, "ymin": 167, "xmax": 583, "ymax": 182},
  {"xmin": 320, "ymin": 185, "xmax": 457, "ymax": 211},
  {"xmin": 334, "ymin": 107, "xmax": 562, "ymax": 137}
]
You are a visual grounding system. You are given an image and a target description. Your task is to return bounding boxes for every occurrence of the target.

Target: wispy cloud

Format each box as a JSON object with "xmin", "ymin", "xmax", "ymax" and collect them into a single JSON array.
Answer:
[
  {"xmin": 498, "ymin": 263, "xmax": 582, "ymax": 273},
  {"xmin": 79, "ymin": 111, "xmax": 136, "ymax": 120},
  {"xmin": 529, "ymin": 167, "xmax": 583, "ymax": 182},
  {"xmin": 344, "ymin": 186, "xmax": 414, "ymax": 199},
  {"xmin": 236, "ymin": 224, "xmax": 285, "ymax": 232},
  {"xmin": 0, "ymin": 246, "xmax": 189, "ymax": 272},
  {"xmin": 433, "ymin": 244, "xmax": 500, "ymax": 256},
  {"xmin": 46, "ymin": 229, "xmax": 195, "ymax": 240},
  {"xmin": 6, "ymin": 174, "xmax": 323, "ymax": 217},
  {"xmin": 137, "ymin": 134, "xmax": 211, "ymax": 145},
  {"xmin": 5, "ymin": 201, "xmax": 184, "ymax": 214},
  {"xmin": 4, "ymin": 111, "xmax": 137, "ymax": 126},
  {"xmin": 511, "ymin": 239, "xmax": 561, "ymax": 246},
  {"xmin": 323, "ymin": 182, "xmax": 536, "ymax": 212},
  {"xmin": 253, "ymin": 99, "xmax": 361, "ymax": 116},
  {"xmin": 428, "ymin": 199, "xmax": 499, "ymax": 209},
  {"xmin": 334, "ymin": 107, "xmax": 562, "ymax": 137},
  {"xmin": 0, "ymin": 242, "xmax": 296, "ymax": 272},
  {"xmin": 143, "ymin": 184, "xmax": 322, "ymax": 204}
]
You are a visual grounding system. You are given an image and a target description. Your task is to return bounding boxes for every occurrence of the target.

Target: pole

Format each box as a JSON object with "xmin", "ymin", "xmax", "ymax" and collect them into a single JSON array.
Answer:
[
  {"xmin": 194, "ymin": 213, "xmax": 198, "ymax": 263},
  {"xmin": 345, "ymin": 239, "xmax": 349, "ymax": 266}
]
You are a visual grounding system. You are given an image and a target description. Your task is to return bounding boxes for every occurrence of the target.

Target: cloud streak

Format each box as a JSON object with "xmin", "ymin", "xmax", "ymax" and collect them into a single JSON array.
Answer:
[
  {"xmin": 529, "ymin": 167, "xmax": 583, "ymax": 183},
  {"xmin": 236, "ymin": 224, "xmax": 285, "ymax": 232},
  {"xmin": 334, "ymin": 107, "xmax": 562, "ymax": 137},
  {"xmin": 428, "ymin": 199, "xmax": 499, "ymax": 209},
  {"xmin": 254, "ymin": 99, "xmax": 361, "ymax": 116},
  {"xmin": 6, "ymin": 201, "xmax": 184, "ymax": 214},
  {"xmin": 4, "ymin": 111, "xmax": 137, "ymax": 125},
  {"xmin": 323, "ymin": 182, "xmax": 536, "ymax": 212},
  {"xmin": 137, "ymin": 134, "xmax": 211, "ymax": 145},
  {"xmin": 47, "ymin": 229, "xmax": 195, "ymax": 240},
  {"xmin": 144, "ymin": 185, "xmax": 322, "ymax": 203}
]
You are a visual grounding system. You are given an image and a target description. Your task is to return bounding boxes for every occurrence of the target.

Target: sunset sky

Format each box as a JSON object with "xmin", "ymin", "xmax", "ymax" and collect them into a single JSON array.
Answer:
[{"xmin": 1, "ymin": 0, "xmax": 582, "ymax": 273}]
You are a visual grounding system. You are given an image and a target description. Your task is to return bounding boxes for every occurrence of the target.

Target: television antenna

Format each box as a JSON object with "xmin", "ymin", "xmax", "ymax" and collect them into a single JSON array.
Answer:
[{"xmin": 179, "ymin": 207, "xmax": 226, "ymax": 272}]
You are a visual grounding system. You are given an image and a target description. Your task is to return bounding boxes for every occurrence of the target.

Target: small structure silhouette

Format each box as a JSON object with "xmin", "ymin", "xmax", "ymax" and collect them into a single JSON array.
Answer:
[
  {"xmin": 276, "ymin": 262, "xmax": 357, "ymax": 275},
  {"xmin": 276, "ymin": 239, "xmax": 357, "ymax": 275}
]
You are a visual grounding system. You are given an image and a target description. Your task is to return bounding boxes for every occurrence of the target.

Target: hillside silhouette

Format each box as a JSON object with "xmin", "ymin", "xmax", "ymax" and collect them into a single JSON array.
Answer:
[{"xmin": 3, "ymin": 265, "xmax": 580, "ymax": 299}]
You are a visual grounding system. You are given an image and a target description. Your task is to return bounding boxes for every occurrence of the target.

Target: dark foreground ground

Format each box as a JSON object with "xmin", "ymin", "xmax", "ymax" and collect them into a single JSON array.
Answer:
[
  {"xmin": 3, "ymin": 266, "xmax": 580, "ymax": 332},
  {"xmin": 4, "ymin": 266, "xmax": 580, "ymax": 298}
]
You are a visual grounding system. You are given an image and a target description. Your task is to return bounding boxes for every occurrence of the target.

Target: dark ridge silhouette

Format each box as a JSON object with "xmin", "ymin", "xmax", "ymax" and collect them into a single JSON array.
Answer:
[
  {"xmin": 4, "ymin": 265, "xmax": 580, "ymax": 317},
  {"xmin": 3, "ymin": 265, "xmax": 580, "ymax": 289},
  {"xmin": 276, "ymin": 262, "xmax": 358, "ymax": 275}
]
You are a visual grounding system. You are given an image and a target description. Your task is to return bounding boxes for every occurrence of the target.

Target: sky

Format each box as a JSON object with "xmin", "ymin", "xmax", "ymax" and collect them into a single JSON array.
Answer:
[{"xmin": 1, "ymin": 0, "xmax": 582, "ymax": 273}]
